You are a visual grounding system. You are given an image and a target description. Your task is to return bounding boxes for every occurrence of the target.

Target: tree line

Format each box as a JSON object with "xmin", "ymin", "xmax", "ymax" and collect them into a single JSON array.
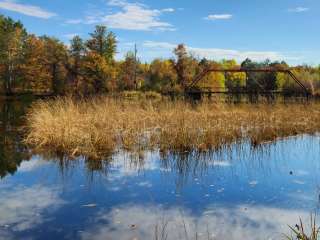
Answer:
[{"xmin": 1, "ymin": 15, "xmax": 320, "ymax": 96}]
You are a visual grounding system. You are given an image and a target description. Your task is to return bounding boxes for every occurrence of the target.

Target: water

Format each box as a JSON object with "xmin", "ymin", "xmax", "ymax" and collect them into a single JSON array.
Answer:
[{"xmin": 1, "ymin": 100, "xmax": 320, "ymax": 240}]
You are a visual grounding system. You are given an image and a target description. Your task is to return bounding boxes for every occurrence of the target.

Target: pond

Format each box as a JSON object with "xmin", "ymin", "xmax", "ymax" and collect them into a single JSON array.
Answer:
[{"xmin": 0, "ymin": 100, "xmax": 320, "ymax": 240}]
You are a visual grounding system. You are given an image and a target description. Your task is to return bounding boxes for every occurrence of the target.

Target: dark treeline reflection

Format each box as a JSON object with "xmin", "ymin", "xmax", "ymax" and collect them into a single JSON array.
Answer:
[
  {"xmin": 32, "ymin": 139, "xmax": 309, "ymax": 188},
  {"xmin": 0, "ymin": 98, "xmax": 32, "ymax": 178}
]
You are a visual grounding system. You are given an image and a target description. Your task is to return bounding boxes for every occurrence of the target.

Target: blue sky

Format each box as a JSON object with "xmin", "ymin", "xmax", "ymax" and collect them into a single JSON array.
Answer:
[{"xmin": 0, "ymin": 0, "xmax": 319, "ymax": 65}]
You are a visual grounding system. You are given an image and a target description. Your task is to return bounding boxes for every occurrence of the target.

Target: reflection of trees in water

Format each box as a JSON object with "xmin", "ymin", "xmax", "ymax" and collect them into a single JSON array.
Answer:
[
  {"xmin": 29, "ymin": 136, "xmax": 320, "ymax": 214},
  {"xmin": 38, "ymin": 143, "xmax": 279, "ymax": 179},
  {"xmin": 160, "ymin": 151, "xmax": 215, "ymax": 189},
  {"xmin": 37, "ymin": 151, "xmax": 113, "ymax": 182},
  {"xmin": 32, "ymin": 134, "xmax": 320, "ymax": 192},
  {"xmin": 0, "ymin": 99, "xmax": 32, "ymax": 178}
]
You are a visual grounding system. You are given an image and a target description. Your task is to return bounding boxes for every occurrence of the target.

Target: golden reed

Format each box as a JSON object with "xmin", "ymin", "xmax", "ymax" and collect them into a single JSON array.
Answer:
[{"xmin": 24, "ymin": 97, "xmax": 320, "ymax": 158}]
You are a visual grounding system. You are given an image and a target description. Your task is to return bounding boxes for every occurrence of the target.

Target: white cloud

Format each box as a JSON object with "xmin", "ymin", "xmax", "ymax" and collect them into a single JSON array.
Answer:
[
  {"xmin": 65, "ymin": 15, "xmax": 103, "ymax": 25},
  {"xmin": 101, "ymin": 0, "xmax": 175, "ymax": 31},
  {"xmin": 67, "ymin": 0, "xmax": 175, "ymax": 31},
  {"xmin": 142, "ymin": 41, "xmax": 292, "ymax": 62},
  {"xmin": 189, "ymin": 47, "xmax": 284, "ymax": 62},
  {"xmin": 0, "ymin": 0, "xmax": 56, "ymax": 19},
  {"xmin": 205, "ymin": 14, "xmax": 233, "ymax": 20},
  {"xmin": 288, "ymin": 7, "xmax": 309, "ymax": 13},
  {"xmin": 80, "ymin": 204, "xmax": 310, "ymax": 240}
]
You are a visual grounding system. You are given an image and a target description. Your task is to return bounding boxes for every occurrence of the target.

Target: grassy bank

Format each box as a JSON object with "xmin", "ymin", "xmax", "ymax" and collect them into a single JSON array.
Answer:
[{"xmin": 24, "ymin": 97, "xmax": 320, "ymax": 158}]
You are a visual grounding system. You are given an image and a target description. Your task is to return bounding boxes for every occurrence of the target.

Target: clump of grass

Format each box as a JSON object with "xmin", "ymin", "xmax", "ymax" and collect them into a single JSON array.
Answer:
[
  {"xmin": 286, "ymin": 215, "xmax": 320, "ymax": 240},
  {"xmin": 120, "ymin": 90, "xmax": 163, "ymax": 100},
  {"xmin": 24, "ymin": 97, "xmax": 320, "ymax": 158}
]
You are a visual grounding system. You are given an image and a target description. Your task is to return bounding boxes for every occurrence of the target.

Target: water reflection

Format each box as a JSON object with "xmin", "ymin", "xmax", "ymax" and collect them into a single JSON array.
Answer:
[
  {"xmin": 0, "ymin": 99, "xmax": 32, "ymax": 178},
  {"xmin": 1, "ymin": 136, "xmax": 319, "ymax": 239},
  {"xmin": 0, "ymin": 184, "xmax": 64, "ymax": 233},
  {"xmin": 0, "ymin": 100, "xmax": 320, "ymax": 239},
  {"xmin": 80, "ymin": 204, "xmax": 309, "ymax": 240}
]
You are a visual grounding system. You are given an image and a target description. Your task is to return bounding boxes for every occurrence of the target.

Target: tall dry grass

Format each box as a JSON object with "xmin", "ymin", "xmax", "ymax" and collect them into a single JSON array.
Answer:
[
  {"xmin": 24, "ymin": 97, "xmax": 320, "ymax": 158},
  {"xmin": 286, "ymin": 215, "xmax": 320, "ymax": 240}
]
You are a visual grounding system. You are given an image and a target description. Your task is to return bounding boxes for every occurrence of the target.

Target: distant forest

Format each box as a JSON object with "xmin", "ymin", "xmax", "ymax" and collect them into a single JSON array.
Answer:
[{"xmin": 0, "ymin": 14, "xmax": 320, "ymax": 96}]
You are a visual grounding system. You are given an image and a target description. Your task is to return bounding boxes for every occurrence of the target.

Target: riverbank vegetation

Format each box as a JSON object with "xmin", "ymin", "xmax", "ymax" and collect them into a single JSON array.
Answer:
[
  {"xmin": 1, "ymin": 15, "xmax": 320, "ymax": 97},
  {"xmin": 286, "ymin": 215, "xmax": 320, "ymax": 240},
  {"xmin": 24, "ymin": 97, "xmax": 320, "ymax": 158}
]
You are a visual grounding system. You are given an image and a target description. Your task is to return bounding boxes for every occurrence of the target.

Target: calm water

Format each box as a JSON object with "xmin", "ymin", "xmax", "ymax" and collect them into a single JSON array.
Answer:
[{"xmin": 1, "ymin": 100, "xmax": 320, "ymax": 240}]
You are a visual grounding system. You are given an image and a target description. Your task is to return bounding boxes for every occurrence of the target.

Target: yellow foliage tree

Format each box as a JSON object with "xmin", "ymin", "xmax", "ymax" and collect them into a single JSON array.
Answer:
[
  {"xmin": 80, "ymin": 52, "xmax": 115, "ymax": 94},
  {"xmin": 20, "ymin": 35, "xmax": 51, "ymax": 93},
  {"xmin": 147, "ymin": 59, "xmax": 177, "ymax": 92}
]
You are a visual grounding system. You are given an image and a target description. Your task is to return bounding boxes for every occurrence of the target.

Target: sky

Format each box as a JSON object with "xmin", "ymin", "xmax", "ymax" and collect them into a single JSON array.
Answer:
[{"xmin": 0, "ymin": 0, "xmax": 319, "ymax": 65}]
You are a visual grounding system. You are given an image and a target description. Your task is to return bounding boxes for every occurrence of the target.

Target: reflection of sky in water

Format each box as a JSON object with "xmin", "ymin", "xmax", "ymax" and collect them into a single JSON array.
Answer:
[{"xmin": 0, "ymin": 135, "xmax": 320, "ymax": 239}]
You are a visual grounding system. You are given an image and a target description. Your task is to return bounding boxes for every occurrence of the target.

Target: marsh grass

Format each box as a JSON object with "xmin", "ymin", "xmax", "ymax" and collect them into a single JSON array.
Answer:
[
  {"xmin": 24, "ymin": 97, "xmax": 320, "ymax": 158},
  {"xmin": 285, "ymin": 215, "xmax": 320, "ymax": 240}
]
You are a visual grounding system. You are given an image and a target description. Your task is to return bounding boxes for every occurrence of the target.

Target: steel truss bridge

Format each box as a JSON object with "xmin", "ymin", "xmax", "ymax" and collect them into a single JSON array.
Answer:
[{"xmin": 185, "ymin": 68, "xmax": 310, "ymax": 97}]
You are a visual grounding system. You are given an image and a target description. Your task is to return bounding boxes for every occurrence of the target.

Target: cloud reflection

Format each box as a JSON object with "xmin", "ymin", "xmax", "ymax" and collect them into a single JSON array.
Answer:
[
  {"xmin": 107, "ymin": 152, "xmax": 160, "ymax": 180},
  {"xmin": 18, "ymin": 156, "xmax": 50, "ymax": 172},
  {"xmin": 81, "ymin": 204, "xmax": 310, "ymax": 240},
  {"xmin": 0, "ymin": 185, "xmax": 64, "ymax": 236}
]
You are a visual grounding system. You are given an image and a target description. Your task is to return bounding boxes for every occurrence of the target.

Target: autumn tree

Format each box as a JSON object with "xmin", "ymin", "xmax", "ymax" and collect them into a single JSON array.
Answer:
[
  {"xmin": 0, "ymin": 16, "xmax": 26, "ymax": 95},
  {"xmin": 20, "ymin": 35, "xmax": 51, "ymax": 92},
  {"xmin": 70, "ymin": 36, "xmax": 85, "ymax": 71},
  {"xmin": 2, "ymin": 15, "xmax": 320, "ymax": 97},
  {"xmin": 222, "ymin": 59, "xmax": 246, "ymax": 91},
  {"xmin": 106, "ymin": 32, "xmax": 117, "ymax": 62},
  {"xmin": 172, "ymin": 44, "xmax": 201, "ymax": 91},
  {"xmin": 241, "ymin": 58, "xmax": 278, "ymax": 92},
  {"xmin": 80, "ymin": 52, "xmax": 114, "ymax": 95},
  {"xmin": 173, "ymin": 44, "xmax": 188, "ymax": 87},
  {"xmin": 118, "ymin": 52, "xmax": 141, "ymax": 91},
  {"xmin": 287, "ymin": 66, "xmax": 318, "ymax": 95},
  {"xmin": 146, "ymin": 59, "xmax": 177, "ymax": 92},
  {"xmin": 195, "ymin": 59, "xmax": 226, "ymax": 91},
  {"xmin": 40, "ymin": 36, "xmax": 68, "ymax": 94},
  {"xmin": 86, "ymin": 25, "xmax": 117, "ymax": 62},
  {"xmin": 65, "ymin": 35, "xmax": 85, "ymax": 93}
]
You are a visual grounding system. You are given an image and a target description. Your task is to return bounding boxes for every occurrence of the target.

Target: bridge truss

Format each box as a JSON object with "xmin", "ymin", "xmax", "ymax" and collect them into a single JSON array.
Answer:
[{"xmin": 186, "ymin": 68, "xmax": 310, "ymax": 97}]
